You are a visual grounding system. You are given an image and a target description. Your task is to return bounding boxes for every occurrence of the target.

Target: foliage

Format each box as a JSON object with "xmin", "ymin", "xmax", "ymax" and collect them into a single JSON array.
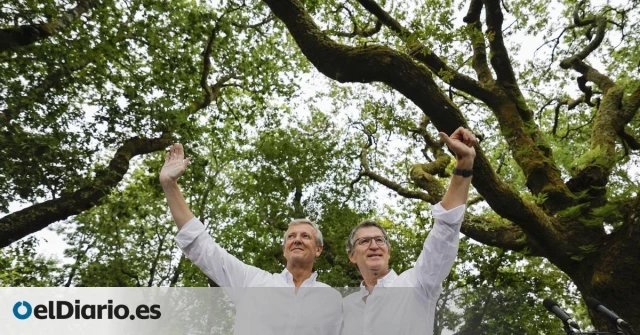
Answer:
[
  {"xmin": 2, "ymin": 0, "xmax": 640, "ymax": 331},
  {"xmin": 437, "ymin": 240, "xmax": 583, "ymax": 334},
  {"xmin": 0, "ymin": 237, "xmax": 62, "ymax": 286}
]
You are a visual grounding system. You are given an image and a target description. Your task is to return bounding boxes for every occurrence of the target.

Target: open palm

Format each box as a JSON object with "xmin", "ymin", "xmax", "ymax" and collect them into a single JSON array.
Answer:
[{"xmin": 159, "ymin": 143, "xmax": 191, "ymax": 185}]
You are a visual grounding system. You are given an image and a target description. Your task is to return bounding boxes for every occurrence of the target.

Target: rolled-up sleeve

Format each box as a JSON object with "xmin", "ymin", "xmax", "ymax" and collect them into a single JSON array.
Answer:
[
  {"xmin": 175, "ymin": 217, "xmax": 262, "ymax": 288},
  {"xmin": 415, "ymin": 202, "xmax": 464, "ymax": 300}
]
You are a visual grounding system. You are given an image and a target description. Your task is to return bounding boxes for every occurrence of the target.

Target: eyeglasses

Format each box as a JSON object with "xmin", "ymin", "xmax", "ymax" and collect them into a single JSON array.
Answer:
[{"xmin": 354, "ymin": 236, "xmax": 387, "ymax": 247}]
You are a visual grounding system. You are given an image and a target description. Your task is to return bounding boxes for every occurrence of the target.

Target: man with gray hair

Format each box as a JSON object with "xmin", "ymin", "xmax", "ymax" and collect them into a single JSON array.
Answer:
[
  {"xmin": 342, "ymin": 127, "xmax": 477, "ymax": 335},
  {"xmin": 160, "ymin": 143, "xmax": 342, "ymax": 335}
]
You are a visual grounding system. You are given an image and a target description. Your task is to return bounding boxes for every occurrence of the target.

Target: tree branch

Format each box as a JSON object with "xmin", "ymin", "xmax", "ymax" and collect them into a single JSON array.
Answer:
[
  {"xmin": 552, "ymin": 91, "xmax": 598, "ymax": 135},
  {"xmin": 194, "ymin": 7, "xmax": 245, "ymax": 112},
  {"xmin": 325, "ymin": 4, "xmax": 382, "ymax": 38},
  {"xmin": 360, "ymin": 169, "xmax": 436, "ymax": 203},
  {"xmin": 64, "ymin": 240, "xmax": 93, "ymax": 287},
  {"xmin": 559, "ymin": 5, "xmax": 615, "ymax": 95},
  {"xmin": 358, "ymin": 133, "xmax": 436, "ymax": 203},
  {"xmin": 468, "ymin": 195, "xmax": 484, "ymax": 206},
  {"xmin": 463, "ymin": 0, "xmax": 493, "ymax": 84},
  {"xmin": 479, "ymin": 0, "xmax": 568, "ymax": 205},
  {"xmin": 328, "ymin": 20, "xmax": 382, "ymax": 38},
  {"xmin": 169, "ymin": 254, "xmax": 185, "ymax": 287},
  {"xmin": 482, "ymin": 0, "xmax": 518, "ymax": 87},
  {"xmin": 147, "ymin": 225, "xmax": 169, "ymax": 287},
  {"xmin": 355, "ymin": 0, "xmax": 496, "ymax": 103},
  {"xmin": 355, "ymin": 0, "xmax": 406, "ymax": 35},
  {"xmin": 406, "ymin": 117, "xmax": 450, "ymax": 197},
  {"xmin": 574, "ymin": 17, "xmax": 607, "ymax": 61},
  {"xmin": 231, "ymin": 13, "xmax": 273, "ymax": 29},
  {"xmin": 555, "ymin": 7, "xmax": 631, "ymax": 201},
  {"xmin": 618, "ymin": 130, "xmax": 640, "ymax": 151},
  {"xmin": 261, "ymin": 0, "xmax": 564, "ymax": 257},
  {"xmin": 559, "ymin": 111, "xmax": 597, "ymax": 141},
  {"xmin": 195, "ymin": 32, "xmax": 233, "ymax": 109},
  {"xmin": 560, "ymin": 47, "xmax": 632, "ymax": 200},
  {"xmin": 572, "ymin": 0, "xmax": 596, "ymax": 27},
  {"xmin": 293, "ymin": 185, "xmax": 304, "ymax": 218},
  {"xmin": 461, "ymin": 215, "xmax": 544, "ymax": 256},
  {"xmin": 0, "ymin": 134, "xmax": 173, "ymax": 248},
  {"xmin": 622, "ymin": 83, "xmax": 640, "ymax": 120},
  {"xmin": 200, "ymin": 25, "xmax": 220, "ymax": 98},
  {"xmin": 0, "ymin": 0, "xmax": 102, "ymax": 53},
  {"xmin": 558, "ymin": 4, "xmax": 608, "ymax": 82}
]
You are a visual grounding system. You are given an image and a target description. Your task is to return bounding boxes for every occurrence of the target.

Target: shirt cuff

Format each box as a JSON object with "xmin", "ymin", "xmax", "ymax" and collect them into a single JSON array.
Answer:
[
  {"xmin": 175, "ymin": 216, "xmax": 205, "ymax": 249},
  {"xmin": 432, "ymin": 202, "xmax": 466, "ymax": 226}
]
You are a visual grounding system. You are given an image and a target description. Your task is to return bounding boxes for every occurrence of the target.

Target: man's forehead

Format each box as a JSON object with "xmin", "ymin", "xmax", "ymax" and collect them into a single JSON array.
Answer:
[
  {"xmin": 286, "ymin": 223, "xmax": 316, "ymax": 234},
  {"xmin": 354, "ymin": 226, "xmax": 384, "ymax": 238}
]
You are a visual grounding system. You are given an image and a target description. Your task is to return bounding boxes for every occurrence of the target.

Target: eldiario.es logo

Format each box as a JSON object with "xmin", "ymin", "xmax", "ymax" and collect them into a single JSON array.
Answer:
[{"xmin": 13, "ymin": 300, "xmax": 161, "ymax": 320}]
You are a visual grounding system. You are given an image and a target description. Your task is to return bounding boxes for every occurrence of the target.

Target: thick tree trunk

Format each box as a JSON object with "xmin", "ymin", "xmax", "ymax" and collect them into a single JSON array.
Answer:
[
  {"xmin": 259, "ymin": 0, "xmax": 640, "ymax": 331},
  {"xmin": 563, "ymin": 211, "xmax": 640, "ymax": 331}
]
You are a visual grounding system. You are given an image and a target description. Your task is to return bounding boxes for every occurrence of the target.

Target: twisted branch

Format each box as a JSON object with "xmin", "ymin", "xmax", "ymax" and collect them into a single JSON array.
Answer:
[{"xmin": 0, "ymin": 134, "xmax": 173, "ymax": 248}]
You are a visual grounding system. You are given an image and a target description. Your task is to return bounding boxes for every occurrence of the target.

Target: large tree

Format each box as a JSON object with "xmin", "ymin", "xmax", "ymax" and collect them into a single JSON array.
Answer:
[
  {"xmin": 0, "ymin": 0, "xmax": 299, "ymax": 246},
  {"xmin": 258, "ymin": 0, "xmax": 640, "ymax": 331},
  {"xmin": 2, "ymin": 0, "xmax": 639, "ymax": 332}
]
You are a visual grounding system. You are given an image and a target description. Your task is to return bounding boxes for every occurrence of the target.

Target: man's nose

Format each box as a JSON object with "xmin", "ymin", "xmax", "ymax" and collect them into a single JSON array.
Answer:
[{"xmin": 368, "ymin": 240, "xmax": 380, "ymax": 250}]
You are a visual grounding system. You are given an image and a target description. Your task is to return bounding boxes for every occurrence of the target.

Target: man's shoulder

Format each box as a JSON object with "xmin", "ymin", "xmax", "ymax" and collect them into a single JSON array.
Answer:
[{"xmin": 392, "ymin": 268, "xmax": 418, "ymax": 286}]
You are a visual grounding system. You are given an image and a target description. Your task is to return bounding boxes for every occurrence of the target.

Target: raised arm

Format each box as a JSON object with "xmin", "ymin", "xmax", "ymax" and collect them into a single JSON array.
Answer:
[
  {"xmin": 415, "ymin": 127, "xmax": 476, "ymax": 298},
  {"xmin": 159, "ymin": 143, "xmax": 194, "ymax": 229},
  {"xmin": 160, "ymin": 143, "xmax": 262, "ymax": 288},
  {"xmin": 438, "ymin": 127, "xmax": 476, "ymax": 210}
]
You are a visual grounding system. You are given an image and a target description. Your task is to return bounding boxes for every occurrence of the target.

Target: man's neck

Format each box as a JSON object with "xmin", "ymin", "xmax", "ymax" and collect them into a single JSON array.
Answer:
[
  {"xmin": 362, "ymin": 268, "xmax": 390, "ymax": 293},
  {"xmin": 286, "ymin": 264, "xmax": 314, "ymax": 288}
]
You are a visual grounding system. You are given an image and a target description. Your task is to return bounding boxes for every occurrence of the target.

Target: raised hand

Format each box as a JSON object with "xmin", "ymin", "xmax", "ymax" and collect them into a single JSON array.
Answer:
[
  {"xmin": 438, "ymin": 127, "xmax": 477, "ymax": 161},
  {"xmin": 439, "ymin": 127, "xmax": 477, "ymax": 209},
  {"xmin": 159, "ymin": 143, "xmax": 191, "ymax": 185}
]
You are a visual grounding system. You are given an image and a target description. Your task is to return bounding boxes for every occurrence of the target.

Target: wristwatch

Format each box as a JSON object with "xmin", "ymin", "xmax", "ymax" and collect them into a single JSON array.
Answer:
[{"xmin": 452, "ymin": 168, "xmax": 473, "ymax": 177}]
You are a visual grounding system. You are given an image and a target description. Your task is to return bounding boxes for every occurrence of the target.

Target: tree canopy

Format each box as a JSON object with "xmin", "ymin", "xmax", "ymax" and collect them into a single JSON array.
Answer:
[{"xmin": 1, "ymin": 0, "xmax": 639, "ymax": 332}]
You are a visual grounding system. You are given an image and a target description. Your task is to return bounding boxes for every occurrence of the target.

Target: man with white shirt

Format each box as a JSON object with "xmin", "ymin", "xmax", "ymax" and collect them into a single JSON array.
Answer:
[
  {"xmin": 342, "ymin": 127, "xmax": 477, "ymax": 335},
  {"xmin": 160, "ymin": 143, "xmax": 342, "ymax": 335}
]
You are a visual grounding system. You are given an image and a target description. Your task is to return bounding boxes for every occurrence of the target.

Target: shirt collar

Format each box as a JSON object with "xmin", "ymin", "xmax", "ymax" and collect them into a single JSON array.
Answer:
[
  {"xmin": 281, "ymin": 268, "xmax": 318, "ymax": 286},
  {"xmin": 359, "ymin": 269, "xmax": 398, "ymax": 295}
]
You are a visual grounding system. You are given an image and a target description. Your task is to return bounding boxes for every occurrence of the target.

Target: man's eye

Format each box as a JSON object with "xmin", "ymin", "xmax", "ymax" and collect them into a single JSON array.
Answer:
[
  {"xmin": 375, "ymin": 237, "xmax": 385, "ymax": 244},
  {"xmin": 287, "ymin": 234, "xmax": 295, "ymax": 239}
]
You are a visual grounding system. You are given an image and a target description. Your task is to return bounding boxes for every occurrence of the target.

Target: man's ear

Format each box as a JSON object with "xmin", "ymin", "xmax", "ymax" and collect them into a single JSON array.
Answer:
[
  {"xmin": 348, "ymin": 251, "xmax": 357, "ymax": 264},
  {"xmin": 315, "ymin": 245, "xmax": 323, "ymax": 258}
]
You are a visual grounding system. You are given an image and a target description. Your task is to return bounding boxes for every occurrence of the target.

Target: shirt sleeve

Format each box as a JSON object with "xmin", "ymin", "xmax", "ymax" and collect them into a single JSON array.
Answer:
[
  {"xmin": 414, "ymin": 202, "xmax": 464, "ymax": 300},
  {"xmin": 175, "ymin": 217, "xmax": 264, "ymax": 288}
]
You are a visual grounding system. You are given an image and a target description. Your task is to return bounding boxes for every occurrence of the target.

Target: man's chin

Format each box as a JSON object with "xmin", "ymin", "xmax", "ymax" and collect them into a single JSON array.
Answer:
[
  {"xmin": 364, "ymin": 261, "xmax": 386, "ymax": 271},
  {"xmin": 287, "ymin": 255, "xmax": 313, "ymax": 265}
]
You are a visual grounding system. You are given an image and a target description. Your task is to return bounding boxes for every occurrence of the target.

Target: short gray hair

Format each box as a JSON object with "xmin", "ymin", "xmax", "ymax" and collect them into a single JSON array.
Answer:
[
  {"xmin": 284, "ymin": 219, "xmax": 323, "ymax": 246},
  {"xmin": 346, "ymin": 220, "xmax": 389, "ymax": 255}
]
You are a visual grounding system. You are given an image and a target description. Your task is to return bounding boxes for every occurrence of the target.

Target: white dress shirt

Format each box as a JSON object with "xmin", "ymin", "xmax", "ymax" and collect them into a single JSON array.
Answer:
[
  {"xmin": 341, "ymin": 202, "xmax": 465, "ymax": 335},
  {"xmin": 176, "ymin": 217, "xmax": 343, "ymax": 335}
]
